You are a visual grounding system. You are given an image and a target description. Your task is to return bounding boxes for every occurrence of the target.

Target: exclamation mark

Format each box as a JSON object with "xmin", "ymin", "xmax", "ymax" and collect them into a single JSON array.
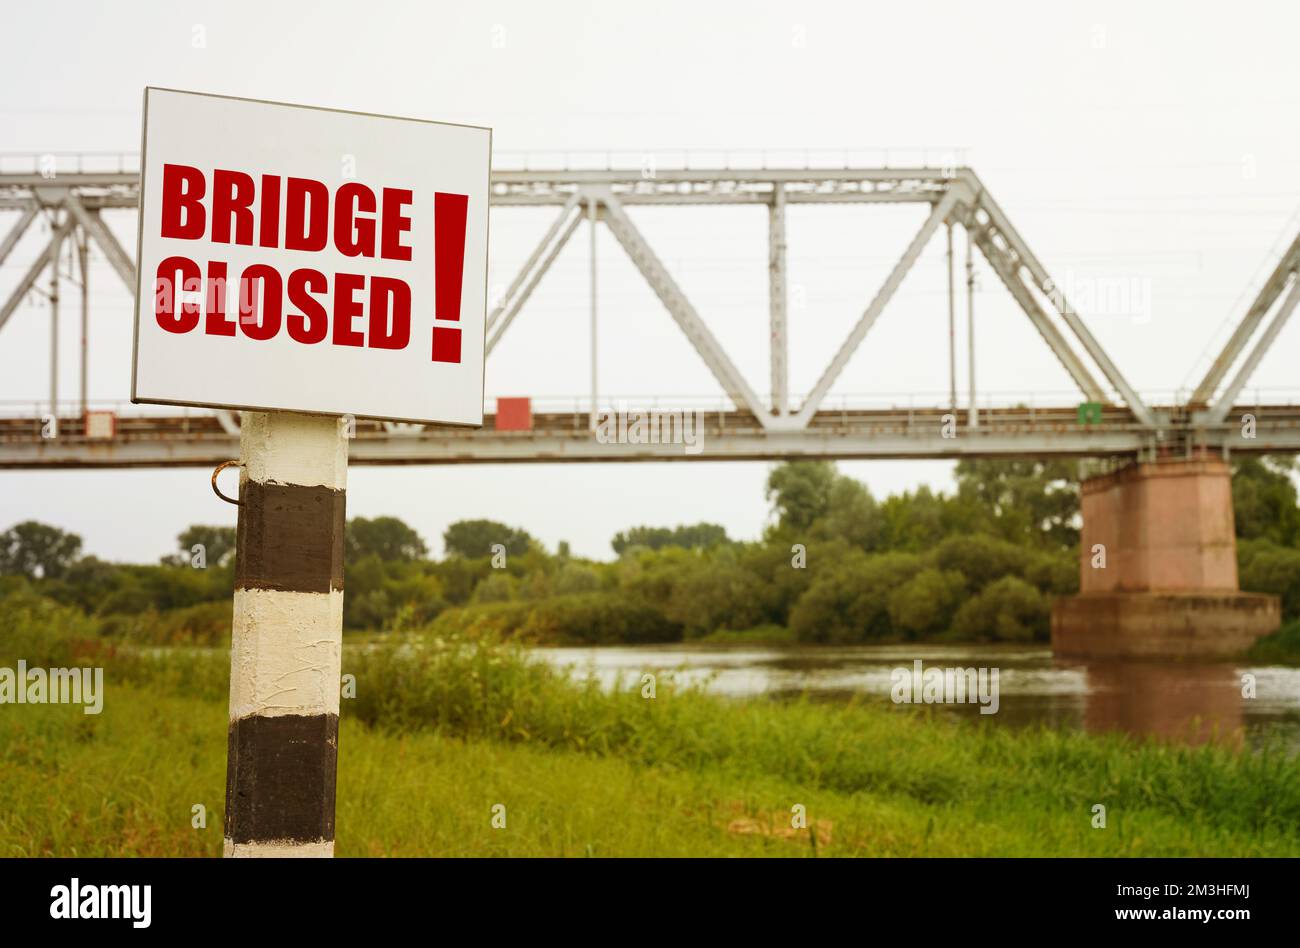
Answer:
[{"xmin": 432, "ymin": 191, "xmax": 469, "ymax": 363}]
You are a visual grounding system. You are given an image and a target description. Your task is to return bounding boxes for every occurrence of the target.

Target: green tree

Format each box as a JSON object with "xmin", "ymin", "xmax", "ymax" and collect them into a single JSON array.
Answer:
[
  {"xmin": 443, "ymin": 519, "xmax": 535, "ymax": 559},
  {"xmin": 1232, "ymin": 456, "xmax": 1300, "ymax": 546},
  {"xmin": 879, "ymin": 486, "xmax": 953, "ymax": 551},
  {"xmin": 553, "ymin": 562, "xmax": 602, "ymax": 595},
  {"xmin": 472, "ymin": 572, "xmax": 519, "ymax": 603},
  {"xmin": 663, "ymin": 555, "xmax": 766, "ymax": 637},
  {"xmin": 170, "ymin": 524, "xmax": 236, "ymax": 567},
  {"xmin": 887, "ymin": 568, "xmax": 967, "ymax": 638},
  {"xmin": 736, "ymin": 539, "xmax": 819, "ymax": 626},
  {"xmin": 611, "ymin": 522, "xmax": 729, "ymax": 555},
  {"xmin": 766, "ymin": 460, "xmax": 837, "ymax": 533},
  {"xmin": 58, "ymin": 555, "xmax": 121, "ymax": 611},
  {"xmin": 789, "ymin": 551, "xmax": 923, "ymax": 643},
  {"xmin": 954, "ymin": 458, "xmax": 1080, "ymax": 548},
  {"xmin": 346, "ymin": 516, "xmax": 428, "ymax": 565},
  {"xmin": 950, "ymin": 576, "xmax": 1049, "ymax": 641},
  {"xmin": 929, "ymin": 534, "xmax": 1031, "ymax": 591},
  {"xmin": 810, "ymin": 477, "xmax": 886, "ymax": 551},
  {"xmin": 0, "ymin": 521, "xmax": 83, "ymax": 579},
  {"xmin": 1238, "ymin": 539, "xmax": 1300, "ymax": 620}
]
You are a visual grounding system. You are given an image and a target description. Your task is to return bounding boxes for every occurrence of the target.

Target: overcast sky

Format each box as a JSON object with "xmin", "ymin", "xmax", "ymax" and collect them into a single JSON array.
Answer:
[{"xmin": 2, "ymin": 0, "xmax": 1299, "ymax": 562}]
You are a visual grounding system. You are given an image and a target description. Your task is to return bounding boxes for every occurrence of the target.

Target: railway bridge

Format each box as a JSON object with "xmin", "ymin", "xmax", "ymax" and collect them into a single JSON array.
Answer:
[{"xmin": 1, "ymin": 155, "xmax": 1298, "ymax": 656}]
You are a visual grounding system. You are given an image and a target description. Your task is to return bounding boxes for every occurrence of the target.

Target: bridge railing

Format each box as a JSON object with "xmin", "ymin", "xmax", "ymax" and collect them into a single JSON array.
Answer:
[
  {"xmin": 0, "ymin": 152, "xmax": 141, "ymax": 176},
  {"xmin": 5, "ymin": 388, "xmax": 1300, "ymax": 422}
]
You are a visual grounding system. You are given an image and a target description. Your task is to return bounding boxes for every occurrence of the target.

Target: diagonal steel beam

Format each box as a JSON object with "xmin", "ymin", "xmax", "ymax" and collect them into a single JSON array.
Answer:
[
  {"xmin": 794, "ymin": 188, "xmax": 960, "ymax": 426},
  {"xmin": 0, "ymin": 215, "xmax": 74, "ymax": 334},
  {"xmin": 597, "ymin": 187, "xmax": 770, "ymax": 425},
  {"xmin": 63, "ymin": 192, "xmax": 136, "ymax": 293},
  {"xmin": 1192, "ymin": 231, "xmax": 1300, "ymax": 405},
  {"xmin": 485, "ymin": 211, "xmax": 582, "ymax": 355},
  {"xmin": 1203, "ymin": 273, "xmax": 1300, "ymax": 425},
  {"xmin": 972, "ymin": 225, "xmax": 1106, "ymax": 401},
  {"xmin": 0, "ymin": 201, "xmax": 39, "ymax": 269},
  {"xmin": 970, "ymin": 182, "xmax": 1155, "ymax": 427},
  {"xmin": 488, "ymin": 192, "xmax": 581, "ymax": 335}
]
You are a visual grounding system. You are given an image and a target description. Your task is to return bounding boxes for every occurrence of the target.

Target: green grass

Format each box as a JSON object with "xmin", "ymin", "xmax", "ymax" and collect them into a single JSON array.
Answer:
[{"xmin": 3, "ymin": 629, "xmax": 1299, "ymax": 856}]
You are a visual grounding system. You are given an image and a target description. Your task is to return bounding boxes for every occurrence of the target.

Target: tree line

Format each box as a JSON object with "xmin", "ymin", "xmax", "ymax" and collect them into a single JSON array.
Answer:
[{"xmin": 2, "ymin": 456, "xmax": 1299, "ymax": 645}]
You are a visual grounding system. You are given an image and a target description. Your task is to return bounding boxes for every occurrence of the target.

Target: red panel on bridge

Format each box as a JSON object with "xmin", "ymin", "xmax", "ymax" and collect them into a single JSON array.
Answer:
[
  {"xmin": 83, "ymin": 411, "xmax": 117, "ymax": 440},
  {"xmin": 494, "ymin": 397, "xmax": 533, "ymax": 431}
]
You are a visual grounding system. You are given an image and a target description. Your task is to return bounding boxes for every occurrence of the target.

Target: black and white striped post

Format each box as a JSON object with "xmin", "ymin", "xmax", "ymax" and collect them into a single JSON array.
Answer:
[{"xmin": 224, "ymin": 410, "xmax": 348, "ymax": 858}]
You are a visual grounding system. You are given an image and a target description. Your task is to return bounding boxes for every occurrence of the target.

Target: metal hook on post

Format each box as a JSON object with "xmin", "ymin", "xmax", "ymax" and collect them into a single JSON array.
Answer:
[{"xmin": 211, "ymin": 459, "xmax": 242, "ymax": 506}]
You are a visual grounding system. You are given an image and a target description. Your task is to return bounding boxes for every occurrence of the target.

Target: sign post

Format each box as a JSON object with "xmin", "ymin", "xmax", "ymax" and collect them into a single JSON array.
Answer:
[
  {"xmin": 226, "ymin": 410, "xmax": 347, "ymax": 857},
  {"xmin": 132, "ymin": 88, "xmax": 490, "ymax": 856}
]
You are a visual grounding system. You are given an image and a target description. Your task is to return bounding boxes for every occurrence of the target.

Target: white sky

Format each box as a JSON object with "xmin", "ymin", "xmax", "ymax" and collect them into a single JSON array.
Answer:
[{"xmin": 2, "ymin": 0, "xmax": 1299, "ymax": 562}]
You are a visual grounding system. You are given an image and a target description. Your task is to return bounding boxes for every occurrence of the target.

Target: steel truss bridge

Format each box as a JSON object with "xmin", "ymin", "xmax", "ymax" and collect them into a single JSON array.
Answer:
[{"xmin": 1, "ymin": 157, "xmax": 1298, "ymax": 469}]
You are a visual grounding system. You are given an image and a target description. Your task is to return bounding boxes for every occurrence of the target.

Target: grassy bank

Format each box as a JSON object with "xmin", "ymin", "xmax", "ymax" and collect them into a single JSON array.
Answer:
[
  {"xmin": 4, "ymin": 681, "xmax": 1298, "ymax": 857},
  {"xmin": 3, "ymin": 623, "xmax": 1299, "ymax": 856}
]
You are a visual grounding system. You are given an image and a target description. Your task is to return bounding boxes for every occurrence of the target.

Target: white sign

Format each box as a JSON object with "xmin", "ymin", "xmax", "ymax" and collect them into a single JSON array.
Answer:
[{"xmin": 132, "ymin": 88, "xmax": 491, "ymax": 426}]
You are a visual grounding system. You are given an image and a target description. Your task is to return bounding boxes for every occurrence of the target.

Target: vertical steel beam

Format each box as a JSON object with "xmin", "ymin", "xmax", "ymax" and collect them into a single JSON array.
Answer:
[
  {"xmin": 946, "ymin": 221, "xmax": 956, "ymax": 413},
  {"xmin": 49, "ymin": 216, "xmax": 63, "ymax": 422},
  {"xmin": 78, "ymin": 233, "xmax": 89, "ymax": 416},
  {"xmin": 769, "ymin": 183, "xmax": 788, "ymax": 415},
  {"xmin": 967, "ymin": 224, "xmax": 977, "ymax": 429},
  {"xmin": 589, "ymin": 194, "xmax": 598, "ymax": 428}
]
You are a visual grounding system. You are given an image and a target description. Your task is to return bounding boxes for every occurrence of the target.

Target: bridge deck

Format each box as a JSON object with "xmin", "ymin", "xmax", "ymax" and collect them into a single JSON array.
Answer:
[{"xmin": 1, "ymin": 404, "xmax": 1297, "ymax": 468}]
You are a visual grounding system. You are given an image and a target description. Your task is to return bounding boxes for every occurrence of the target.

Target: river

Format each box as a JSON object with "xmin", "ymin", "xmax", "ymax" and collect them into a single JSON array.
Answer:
[{"xmin": 531, "ymin": 642, "xmax": 1300, "ymax": 751}]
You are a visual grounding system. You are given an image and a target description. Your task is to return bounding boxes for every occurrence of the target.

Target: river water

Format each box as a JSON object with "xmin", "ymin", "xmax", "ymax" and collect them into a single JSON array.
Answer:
[{"xmin": 532, "ymin": 643, "xmax": 1300, "ymax": 751}]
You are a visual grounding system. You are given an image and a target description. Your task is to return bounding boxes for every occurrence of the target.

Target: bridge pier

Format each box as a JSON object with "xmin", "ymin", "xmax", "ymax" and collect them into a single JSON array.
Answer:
[{"xmin": 1052, "ymin": 456, "xmax": 1280, "ymax": 660}]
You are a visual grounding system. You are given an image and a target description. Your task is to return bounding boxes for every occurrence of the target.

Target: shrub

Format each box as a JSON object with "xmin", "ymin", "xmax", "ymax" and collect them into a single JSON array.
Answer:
[
  {"xmin": 95, "ymin": 600, "xmax": 233, "ymax": 646},
  {"xmin": 1023, "ymin": 547, "xmax": 1079, "ymax": 597},
  {"xmin": 789, "ymin": 552, "xmax": 922, "ymax": 643},
  {"xmin": 928, "ymin": 534, "xmax": 1030, "ymax": 591},
  {"xmin": 552, "ymin": 563, "xmax": 602, "ymax": 596},
  {"xmin": 950, "ymin": 576, "xmax": 1049, "ymax": 642},
  {"xmin": 664, "ymin": 560, "xmax": 767, "ymax": 638},
  {"xmin": 0, "ymin": 585, "xmax": 98, "ymax": 665},
  {"xmin": 887, "ymin": 568, "xmax": 967, "ymax": 638},
  {"xmin": 431, "ymin": 593, "xmax": 681, "ymax": 645},
  {"xmin": 471, "ymin": 572, "xmax": 518, "ymax": 604},
  {"xmin": 1247, "ymin": 618, "xmax": 1300, "ymax": 664},
  {"xmin": 1238, "ymin": 540, "xmax": 1300, "ymax": 621}
]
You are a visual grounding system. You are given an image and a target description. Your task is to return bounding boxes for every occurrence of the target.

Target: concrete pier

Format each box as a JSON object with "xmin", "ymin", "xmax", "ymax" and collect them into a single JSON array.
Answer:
[{"xmin": 1052, "ymin": 456, "xmax": 1279, "ymax": 659}]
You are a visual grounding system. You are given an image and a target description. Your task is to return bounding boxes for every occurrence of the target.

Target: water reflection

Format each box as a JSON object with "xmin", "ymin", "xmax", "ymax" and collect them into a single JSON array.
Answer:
[
  {"xmin": 531, "ymin": 643, "xmax": 1300, "ymax": 751},
  {"xmin": 1077, "ymin": 662, "xmax": 1243, "ymax": 747}
]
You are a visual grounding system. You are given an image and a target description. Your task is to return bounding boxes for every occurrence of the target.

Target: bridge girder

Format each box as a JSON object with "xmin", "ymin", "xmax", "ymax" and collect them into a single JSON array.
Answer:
[{"xmin": 3, "ymin": 159, "xmax": 1295, "ymax": 465}]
